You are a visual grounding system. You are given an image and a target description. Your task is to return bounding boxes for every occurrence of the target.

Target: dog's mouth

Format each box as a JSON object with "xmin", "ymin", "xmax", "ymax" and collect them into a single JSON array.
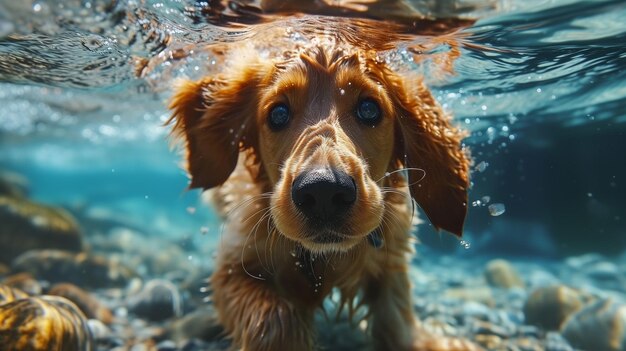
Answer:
[
  {"xmin": 290, "ymin": 227, "xmax": 383, "ymax": 254},
  {"xmin": 296, "ymin": 231, "xmax": 361, "ymax": 254},
  {"xmin": 309, "ymin": 230, "xmax": 348, "ymax": 244}
]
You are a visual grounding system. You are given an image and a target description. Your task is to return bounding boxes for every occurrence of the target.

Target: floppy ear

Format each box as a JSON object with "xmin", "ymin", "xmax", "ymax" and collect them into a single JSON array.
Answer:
[
  {"xmin": 392, "ymin": 79, "xmax": 470, "ymax": 236},
  {"xmin": 168, "ymin": 73, "xmax": 260, "ymax": 190}
]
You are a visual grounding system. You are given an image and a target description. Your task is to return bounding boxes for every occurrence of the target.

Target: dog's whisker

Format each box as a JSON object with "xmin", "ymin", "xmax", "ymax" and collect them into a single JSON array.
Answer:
[
  {"xmin": 264, "ymin": 216, "xmax": 274, "ymax": 274},
  {"xmin": 379, "ymin": 215, "xmax": 395, "ymax": 259},
  {"xmin": 249, "ymin": 208, "xmax": 275, "ymax": 275},
  {"xmin": 240, "ymin": 227, "xmax": 266, "ymax": 281},
  {"xmin": 267, "ymin": 225, "xmax": 281, "ymax": 274},
  {"xmin": 375, "ymin": 167, "xmax": 426, "ymax": 185},
  {"xmin": 380, "ymin": 187, "xmax": 410, "ymax": 198},
  {"xmin": 225, "ymin": 192, "xmax": 274, "ymax": 218},
  {"xmin": 263, "ymin": 205, "xmax": 283, "ymax": 275},
  {"xmin": 218, "ymin": 193, "xmax": 274, "ymax": 251},
  {"xmin": 240, "ymin": 206, "xmax": 276, "ymax": 281}
]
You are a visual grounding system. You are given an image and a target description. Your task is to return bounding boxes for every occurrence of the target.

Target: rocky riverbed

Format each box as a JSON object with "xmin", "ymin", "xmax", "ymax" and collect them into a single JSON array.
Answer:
[{"xmin": 1, "ymin": 172, "xmax": 626, "ymax": 351}]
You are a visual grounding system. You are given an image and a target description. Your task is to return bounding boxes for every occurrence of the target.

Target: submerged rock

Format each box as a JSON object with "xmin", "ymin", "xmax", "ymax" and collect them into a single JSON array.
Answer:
[
  {"xmin": 89, "ymin": 228, "xmax": 196, "ymax": 276},
  {"xmin": 128, "ymin": 279, "xmax": 183, "ymax": 322},
  {"xmin": 0, "ymin": 171, "xmax": 28, "ymax": 198},
  {"xmin": 523, "ymin": 285, "xmax": 585, "ymax": 330},
  {"xmin": 2, "ymin": 272, "xmax": 43, "ymax": 295},
  {"xmin": 0, "ymin": 284, "xmax": 29, "ymax": 303},
  {"xmin": 0, "ymin": 263, "xmax": 8, "ymax": 276},
  {"xmin": 49, "ymin": 283, "xmax": 113, "ymax": 324},
  {"xmin": 484, "ymin": 259, "xmax": 524, "ymax": 289},
  {"xmin": 561, "ymin": 299, "xmax": 626, "ymax": 351},
  {"xmin": 0, "ymin": 293, "xmax": 94, "ymax": 351},
  {"xmin": 12, "ymin": 249, "xmax": 135, "ymax": 288},
  {"xmin": 584, "ymin": 261, "xmax": 625, "ymax": 292},
  {"xmin": 0, "ymin": 196, "xmax": 83, "ymax": 264}
]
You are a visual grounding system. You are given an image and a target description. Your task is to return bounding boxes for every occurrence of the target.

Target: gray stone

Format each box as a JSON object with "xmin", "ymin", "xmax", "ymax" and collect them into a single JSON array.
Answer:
[
  {"xmin": 561, "ymin": 299, "xmax": 626, "ymax": 351},
  {"xmin": 0, "ymin": 196, "xmax": 83, "ymax": 264},
  {"xmin": 128, "ymin": 279, "xmax": 183, "ymax": 322},
  {"xmin": 12, "ymin": 249, "xmax": 135, "ymax": 288}
]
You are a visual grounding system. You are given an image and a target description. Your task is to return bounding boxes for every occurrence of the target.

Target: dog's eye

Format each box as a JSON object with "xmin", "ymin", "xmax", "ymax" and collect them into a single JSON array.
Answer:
[
  {"xmin": 356, "ymin": 98, "xmax": 382, "ymax": 126},
  {"xmin": 268, "ymin": 103, "xmax": 290, "ymax": 130}
]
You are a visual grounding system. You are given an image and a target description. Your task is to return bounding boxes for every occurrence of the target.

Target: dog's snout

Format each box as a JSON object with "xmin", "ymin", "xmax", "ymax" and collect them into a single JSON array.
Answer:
[{"xmin": 291, "ymin": 168, "xmax": 356, "ymax": 221}]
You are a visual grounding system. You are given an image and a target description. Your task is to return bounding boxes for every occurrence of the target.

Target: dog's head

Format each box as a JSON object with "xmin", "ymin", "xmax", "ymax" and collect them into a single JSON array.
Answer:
[{"xmin": 169, "ymin": 46, "xmax": 470, "ymax": 254}]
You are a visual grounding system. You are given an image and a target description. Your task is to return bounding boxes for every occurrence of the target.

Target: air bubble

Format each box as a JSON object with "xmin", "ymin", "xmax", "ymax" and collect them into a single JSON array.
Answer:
[
  {"xmin": 488, "ymin": 203, "xmax": 506, "ymax": 216},
  {"xmin": 460, "ymin": 240, "xmax": 471, "ymax": 249},
  {"xmin": 339, "ymin": 89, "xmax": 345, "ymax": 95},
  {"xmin": 475, "ymin": 161, "xmax": 489, "ymax": 173}
]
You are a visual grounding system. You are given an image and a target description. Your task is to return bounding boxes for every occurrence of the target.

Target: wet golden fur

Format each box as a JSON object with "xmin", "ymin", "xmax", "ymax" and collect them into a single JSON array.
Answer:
[{"xmin": 169, "ymin": 43, "xmax": 478, "ymax": 350}]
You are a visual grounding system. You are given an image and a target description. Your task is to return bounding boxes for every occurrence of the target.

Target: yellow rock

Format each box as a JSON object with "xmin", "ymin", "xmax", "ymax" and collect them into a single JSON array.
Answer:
[
  {"xmin": 0, "ymin": 294, "xmax": 93, "ymax": 351},
  {"xmin": 484, "ymin": 259, "xmax": 524, "ymax": 289},
  {"xmin": 523, "ymin": 285, "xmax": 584, "ymax": 330},
  {"xmin": 0, "ymin": 284, "xmax": 29, "ymax": 304}
]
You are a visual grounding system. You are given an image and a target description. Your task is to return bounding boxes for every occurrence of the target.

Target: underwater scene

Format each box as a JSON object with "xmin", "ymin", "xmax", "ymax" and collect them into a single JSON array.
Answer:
[{"xmin": 1, "ymin": 0, "xmax": 625, "ymax": 350}]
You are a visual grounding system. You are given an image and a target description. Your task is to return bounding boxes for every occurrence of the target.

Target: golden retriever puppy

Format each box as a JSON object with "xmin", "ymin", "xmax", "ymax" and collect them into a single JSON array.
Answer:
[{"xmin": 169, "ymin": 42, "xmax": 476, "ymax": 350}]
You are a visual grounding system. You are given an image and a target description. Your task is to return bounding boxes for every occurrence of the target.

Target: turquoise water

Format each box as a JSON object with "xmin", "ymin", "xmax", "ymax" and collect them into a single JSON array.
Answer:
[{"xmin": 0, "ymin": 2, "xmax": 625, "ymax": 349}]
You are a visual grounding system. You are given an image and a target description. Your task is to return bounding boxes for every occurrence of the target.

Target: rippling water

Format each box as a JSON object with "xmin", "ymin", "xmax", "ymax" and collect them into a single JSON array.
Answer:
[{"xmin": 1, "ymin": 0, "xmax": 625, "ymax": 248}]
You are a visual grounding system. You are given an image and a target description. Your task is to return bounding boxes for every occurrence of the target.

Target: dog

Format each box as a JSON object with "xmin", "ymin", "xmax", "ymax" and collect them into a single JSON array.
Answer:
[{"xmin": 168, "ymin": 37, "xmax": 475, "ymax": 350}]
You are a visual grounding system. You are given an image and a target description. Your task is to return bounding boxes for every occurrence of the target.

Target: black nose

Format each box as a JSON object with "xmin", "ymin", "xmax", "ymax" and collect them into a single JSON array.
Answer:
[{"xmin": 291, "ymin": 168, "xmax": 357, "ymax": 222}]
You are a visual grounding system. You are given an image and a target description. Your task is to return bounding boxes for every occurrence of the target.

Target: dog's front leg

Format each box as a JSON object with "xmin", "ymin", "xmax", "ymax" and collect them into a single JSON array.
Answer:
[
  {"xmin": 211, "ymin": 264, "xmax": 315, "ymax": 351},
  {"xmin": 366, "ymin": 267, "xmax": 419, "ymax": 351},
  {"xmin": 366, "ymin": 268, "xmax": 482, "ymax": 351}
]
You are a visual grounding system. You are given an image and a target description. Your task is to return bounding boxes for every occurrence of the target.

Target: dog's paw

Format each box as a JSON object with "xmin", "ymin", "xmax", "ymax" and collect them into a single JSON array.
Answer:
[{"xmin": 413, "ymin": 337, "xmax": 484, "ymax": 351}]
